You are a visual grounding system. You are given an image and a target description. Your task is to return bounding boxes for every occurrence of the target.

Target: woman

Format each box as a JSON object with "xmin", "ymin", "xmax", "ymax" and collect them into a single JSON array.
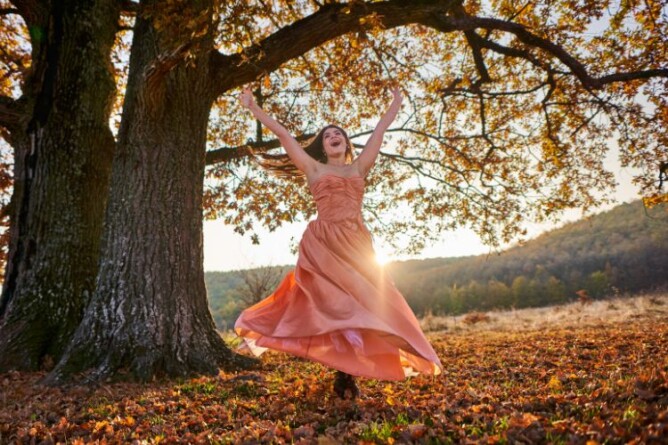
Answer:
[{"xmin": 234, "ymin": 86, "xmax": 443, "ymax": 400}]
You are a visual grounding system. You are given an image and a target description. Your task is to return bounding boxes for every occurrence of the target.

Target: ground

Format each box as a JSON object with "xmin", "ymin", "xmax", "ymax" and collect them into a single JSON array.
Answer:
[{"xmin": 1, "ymin": 294, "xmax": 667, "ymax": 444}]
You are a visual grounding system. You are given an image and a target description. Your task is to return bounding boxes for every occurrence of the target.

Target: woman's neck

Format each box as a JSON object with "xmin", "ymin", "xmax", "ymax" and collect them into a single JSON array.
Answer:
[{"xmin": 326, "ymin": 154, "xmax": 348, "ymax": 167}]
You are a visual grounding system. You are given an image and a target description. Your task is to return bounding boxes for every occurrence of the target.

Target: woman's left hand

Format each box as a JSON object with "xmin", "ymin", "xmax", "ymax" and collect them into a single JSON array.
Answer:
[
  {"xmin": 390, "ymin": 86, "xmax": 403, "ymax": 105},
  {"xmin": 239, "ymin": 87, "xmax": 256, "ymax": 109}
]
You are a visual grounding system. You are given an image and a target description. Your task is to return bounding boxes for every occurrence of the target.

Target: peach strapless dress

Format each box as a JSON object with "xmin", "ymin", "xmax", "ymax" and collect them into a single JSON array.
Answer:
[{"xmin": 234, "ymin": 174, "xmax": 443, "ymax": 380}]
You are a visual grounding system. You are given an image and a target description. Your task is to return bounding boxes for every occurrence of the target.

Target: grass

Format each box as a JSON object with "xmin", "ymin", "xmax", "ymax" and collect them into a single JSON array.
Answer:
[{"xmin": 419, "ymin": 291, "xmax": 668, "ymax": 333}]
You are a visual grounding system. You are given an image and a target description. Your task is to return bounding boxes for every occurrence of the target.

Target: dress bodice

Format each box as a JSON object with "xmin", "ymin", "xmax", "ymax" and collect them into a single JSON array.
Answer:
[{"xmin": 309, "ymin": 174, "xmax": 365, "ymax": 223}]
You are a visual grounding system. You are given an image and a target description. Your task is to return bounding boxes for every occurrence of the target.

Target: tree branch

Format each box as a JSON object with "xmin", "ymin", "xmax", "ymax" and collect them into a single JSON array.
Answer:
[
  {"xmin": 8, "ymin": 0, "xmax": 45, "ymax": 27},
  {"xmin": 597, "ymin": 69, "xmax": 668, "ymax": 85},
  {"xmin": 205, "ymin": 125, "xmax": 483, "ymax": 175},
  {"xmin": 0, "ymin": 94, "xmax": 27, "ymax": 131},
  {"xmin": 467, "ymin": 31, "xmax": 545, "ymax": 71},
  {"xmin": 205, "ymin": 133, "xmax": 315, "ymax": 165},
  {"xmin": 464, "ymin": 30, "xmax": 491, "ymax": 87},
  {"xmin": 119, "ymin": 0, "xmax": 138, "ymax": 15},
  {"xmin": 210, "ymin": 0, "xmax": 456, "ymax": 94},
  {"xmin": 0, "ymin": 8, "xmax": 20, "ymax": 16},
  {"xmin": 377, "ymin": 149, "xmax": 499, "ymax": 212},
  {"xmin": 425, "ymin": 13, "xmax": 668, "ymax": 90}
]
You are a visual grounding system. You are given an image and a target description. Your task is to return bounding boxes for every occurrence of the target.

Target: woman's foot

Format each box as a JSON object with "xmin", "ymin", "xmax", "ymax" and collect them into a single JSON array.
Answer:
[{"xmin": 333, "ymin": 371, "xmax": 359, "ymax": 400}]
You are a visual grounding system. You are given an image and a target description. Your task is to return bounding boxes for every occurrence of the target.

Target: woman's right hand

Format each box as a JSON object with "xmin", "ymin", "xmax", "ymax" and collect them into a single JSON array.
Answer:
[
  {"xmin": 390, "ymin": 86, "xmax": 403, "ymax": 105},
  {"xmin": 239, "ymin": 87, "xmax": 255, "ymax": 109}
]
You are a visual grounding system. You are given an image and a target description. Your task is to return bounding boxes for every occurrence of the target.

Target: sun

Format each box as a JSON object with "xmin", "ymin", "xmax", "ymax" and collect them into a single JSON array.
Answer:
[{"xmin": 374, "ymin": 247, "xmax": 392, "ymax": 266}]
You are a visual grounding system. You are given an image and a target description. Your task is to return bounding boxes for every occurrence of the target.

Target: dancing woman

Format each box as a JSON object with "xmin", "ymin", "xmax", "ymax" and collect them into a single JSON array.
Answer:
[{"xmin": 234, "ymin": 86, "xmax": 443, "ymax": 399}]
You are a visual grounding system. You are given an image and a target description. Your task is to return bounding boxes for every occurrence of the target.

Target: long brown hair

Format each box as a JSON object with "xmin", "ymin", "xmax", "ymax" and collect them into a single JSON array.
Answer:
[{"xmin": 251, "ymin": 125, "xmax": 354, "ymax": 178}]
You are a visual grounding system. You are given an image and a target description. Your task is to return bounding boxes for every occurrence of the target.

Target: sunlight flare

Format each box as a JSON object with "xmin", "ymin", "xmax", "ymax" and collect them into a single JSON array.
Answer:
[{"xmin": 374, "ymin": 245, "xmax": 392, "ymax": 266}]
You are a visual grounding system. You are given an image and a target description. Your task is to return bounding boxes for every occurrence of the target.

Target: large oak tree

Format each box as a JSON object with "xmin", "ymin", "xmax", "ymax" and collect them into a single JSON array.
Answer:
[
  {"xmin": 0, "ymin": 0, "xmax": 119, "ymax": 371},
  {"xmin": 0, "ymin": 0, "xmax": 665, "ymax": 381}
]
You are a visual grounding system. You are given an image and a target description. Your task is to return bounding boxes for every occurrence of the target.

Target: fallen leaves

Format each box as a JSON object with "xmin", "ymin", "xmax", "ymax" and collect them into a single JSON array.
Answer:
[{"xmin": 1, "ymin": 320, "xmax": 667, "ymax": 443}]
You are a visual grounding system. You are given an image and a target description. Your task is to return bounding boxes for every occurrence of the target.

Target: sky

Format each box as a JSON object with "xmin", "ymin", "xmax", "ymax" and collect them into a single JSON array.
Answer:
[{"xmin": 203, "ymin": 143, "xmax": 644, "ymax": 272}]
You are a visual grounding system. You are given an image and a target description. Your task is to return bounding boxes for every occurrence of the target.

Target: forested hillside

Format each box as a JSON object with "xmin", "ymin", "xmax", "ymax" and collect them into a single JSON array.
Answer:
[
  {"xmin": 387, "ymin": 200, "xmax": 668, "ymax": 315},
  {"xmin": 206, "ymin": 201, "xmax": 667, "ymax": 328}
]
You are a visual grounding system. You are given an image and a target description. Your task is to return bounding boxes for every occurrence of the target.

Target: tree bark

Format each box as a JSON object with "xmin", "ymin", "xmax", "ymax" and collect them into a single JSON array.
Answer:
[
  {"xmin": 47, "ymin": 0, "xmax": 254, "ymax": 383},
  {"xmin": 0, "ymin": 0, "xmax": 119, "ymax": 371}
]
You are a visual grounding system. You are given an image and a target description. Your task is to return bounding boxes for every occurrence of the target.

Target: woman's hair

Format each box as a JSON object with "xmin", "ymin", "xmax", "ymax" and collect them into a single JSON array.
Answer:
[{"xmin": 251, "ymin": 124, "xmax": 354, "ymax": 178}]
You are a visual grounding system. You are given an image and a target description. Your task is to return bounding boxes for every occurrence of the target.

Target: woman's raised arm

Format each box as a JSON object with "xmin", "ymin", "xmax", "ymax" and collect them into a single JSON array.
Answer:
[
  {"xmin": 240, "ymin": 87, "xmax": 318, "ymax": 175},
  {"xmin": 354, "ymin": 87, "xmax": 403, "ymax": 178}
]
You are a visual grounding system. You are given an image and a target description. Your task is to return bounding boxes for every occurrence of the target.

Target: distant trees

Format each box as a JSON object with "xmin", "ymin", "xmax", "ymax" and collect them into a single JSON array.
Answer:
[
  {"xmin": 406, "ymin": 273, "xmax": 569, "ymax": 315},
  {"xmin": 236, "ymin": 266, "xmax": 284, "ymax": 307},
  {"xmin": 386, "ymin": 201, "xmax": 668, "ymax": 316},
  {"xmin": 206, "ymin": 266, "xmax": 289, "ymax": 330}
]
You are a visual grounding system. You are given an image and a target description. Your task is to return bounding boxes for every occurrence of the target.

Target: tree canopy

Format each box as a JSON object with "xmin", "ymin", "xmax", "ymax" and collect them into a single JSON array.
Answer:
[
  {"xmin": 201, "ymin": 0, "xmax": 668, "ymax": 253},
  {"xmin": 1, "ymin": 0, "xmax": 667, "ymax": 262}
]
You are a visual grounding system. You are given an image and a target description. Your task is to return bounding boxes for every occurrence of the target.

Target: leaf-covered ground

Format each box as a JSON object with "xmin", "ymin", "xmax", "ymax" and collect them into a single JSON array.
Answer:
[{"xmin": 1, "ymin": 319, "xmax": 667, "ymax": 444}]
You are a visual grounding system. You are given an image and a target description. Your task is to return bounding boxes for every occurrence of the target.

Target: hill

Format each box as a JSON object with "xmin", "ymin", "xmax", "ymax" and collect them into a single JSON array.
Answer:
[
  {"xmin": 387, "ymin": 200, "xmax": 668, "ymax": 315},
  {"xmin": 206, "ymin": 200, "xmax": 668, "ymax": 327}
]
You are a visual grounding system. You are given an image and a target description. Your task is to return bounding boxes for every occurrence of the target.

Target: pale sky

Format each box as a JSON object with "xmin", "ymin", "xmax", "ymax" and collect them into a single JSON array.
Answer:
[{"xmin": 203, "ymin": 144, "xmax": 643, "ymax": 272}]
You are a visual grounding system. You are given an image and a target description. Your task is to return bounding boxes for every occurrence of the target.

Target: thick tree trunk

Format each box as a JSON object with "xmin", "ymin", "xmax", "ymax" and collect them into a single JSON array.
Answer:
[
  {"xmin": 47, "ymin": 0, "xmax": 254, "ymax": 383},
  {"xmin": 0, "ymin": 0, "xmax": 119, "ymax": 371}
]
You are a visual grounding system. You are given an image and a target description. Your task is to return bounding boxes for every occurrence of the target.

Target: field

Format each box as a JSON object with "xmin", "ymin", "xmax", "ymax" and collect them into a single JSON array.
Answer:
[
  {"xmin": 1, "ymin": 294, "xmax": 667, "ymax": 444},
  {"xmin": 420, "ymin": 292, "xmax": 668, "ymax": 333}
]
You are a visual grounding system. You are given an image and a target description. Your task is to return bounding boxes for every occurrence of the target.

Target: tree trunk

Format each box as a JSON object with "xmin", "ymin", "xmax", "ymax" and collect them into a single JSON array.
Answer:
[
  {"xmin": 0, "ymin": 0, "xmax": 119, "ymax": 371},
  {"xmin": 47, "ymin": 0, "xmax": 254, "ymax": 383}
]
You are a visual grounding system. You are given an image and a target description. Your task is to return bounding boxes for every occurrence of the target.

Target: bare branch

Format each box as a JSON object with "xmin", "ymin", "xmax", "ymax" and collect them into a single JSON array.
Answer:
[
  {"xmin": 378, "ymin": 149, "xmax": 500, "ymax": 214},
  {"xmin": 236, "ymin": 266, "xmax": 284, "ymax": 307}
]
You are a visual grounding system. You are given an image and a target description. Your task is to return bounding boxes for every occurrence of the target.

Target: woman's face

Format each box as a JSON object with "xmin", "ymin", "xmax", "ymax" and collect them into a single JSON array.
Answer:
[{"xmin": 322, "ymin": 127, "xmax": 348, "ymax": 161}]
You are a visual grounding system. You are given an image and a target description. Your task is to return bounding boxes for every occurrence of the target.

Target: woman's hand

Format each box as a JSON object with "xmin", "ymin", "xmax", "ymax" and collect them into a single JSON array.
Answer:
[
  {"xmin": 390, "ymin": 86, "xmax": 403, "ymax": 105},
  {"xmin": 353, "ymin": 83, "xmax": 404, "ymax": 176},
  {"xmin": 239, "ymin": 87, "xmax": 256, "ymax": 109},
  {"xmin": 235, "ymin": 85, "xmax": 316, "ymax": 173}
]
